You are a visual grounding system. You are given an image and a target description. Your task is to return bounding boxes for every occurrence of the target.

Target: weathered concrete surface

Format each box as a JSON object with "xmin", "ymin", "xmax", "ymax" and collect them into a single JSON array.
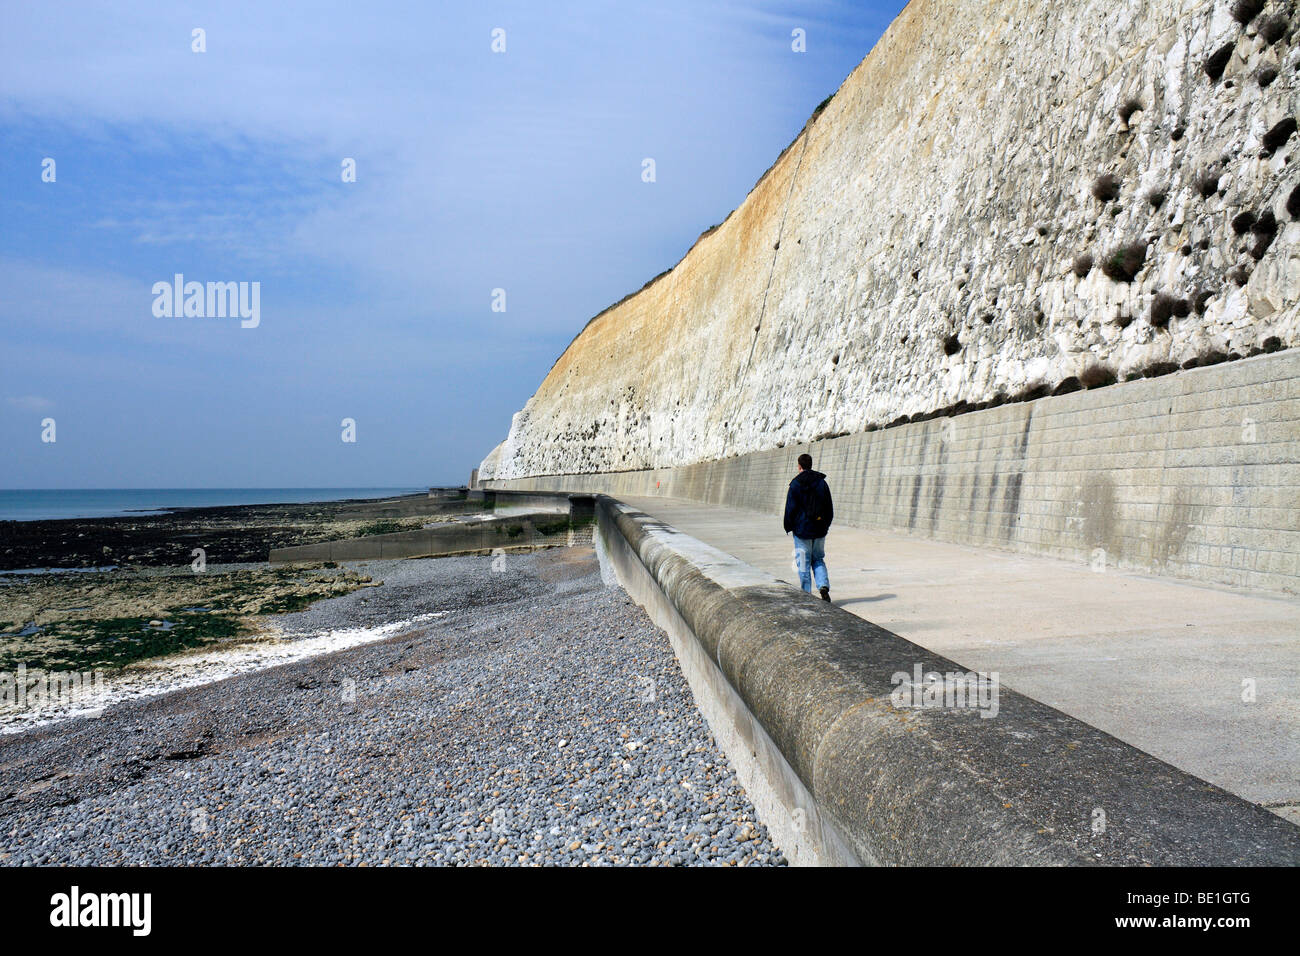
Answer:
[
  {"xmin": 484, "ymin": 0, "xmax": 1299, "ymax": 484},
  {"xmin": 487, "ymin": 349, "xmax": 1300, "ymax": 594},
  {"xmin": 616, "ymin": 494, "xmax": 1300, "ymax": 822},
  {"xmin": 488, "ymin": 491, "xmax": 572, "ymax": 517},
  {"xmin": 302, "ymin": 492, "xmax": 484, "ymax": 522},
  {"xmin": 268, "ymin": 511, "xmax": 588, "ymax": 564},
  {"xmin": 592, "ymin": 497, "xmax": 863, "ymax": 865},
  {"xmin": 593, "ymin": 496, "xmax": 1300, "ymax": 864}
]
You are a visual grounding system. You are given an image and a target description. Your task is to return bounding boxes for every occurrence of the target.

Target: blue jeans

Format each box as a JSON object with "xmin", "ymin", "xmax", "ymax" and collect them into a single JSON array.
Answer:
[{"xmin": 792, "ymin": 535, "xmax": 829, "ymax": 593}]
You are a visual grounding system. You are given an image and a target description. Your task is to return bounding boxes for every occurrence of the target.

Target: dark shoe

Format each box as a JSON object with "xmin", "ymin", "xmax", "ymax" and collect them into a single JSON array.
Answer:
[{"xmin": 819, "ymin": 586, "xmax": 830, "ymax": 602}]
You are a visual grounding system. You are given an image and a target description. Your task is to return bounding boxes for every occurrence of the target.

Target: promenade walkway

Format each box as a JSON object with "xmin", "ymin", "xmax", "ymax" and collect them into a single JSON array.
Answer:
[{"xmin": 618, "ymin": 495, "xmax": 1300, "ymax": 823}]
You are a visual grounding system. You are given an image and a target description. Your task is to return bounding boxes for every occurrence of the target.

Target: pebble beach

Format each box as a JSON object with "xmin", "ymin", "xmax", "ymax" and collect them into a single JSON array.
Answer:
[{"xmin": 0, "ymin": 547, "xmax": 784, "ymax": 866}]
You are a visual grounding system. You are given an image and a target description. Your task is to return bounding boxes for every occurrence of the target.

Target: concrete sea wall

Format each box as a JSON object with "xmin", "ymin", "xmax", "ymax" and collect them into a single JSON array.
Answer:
[
  {"xmin": 592, "ymin": 495, "xmax": 1300, "ymax": 864},
  {"xmin": 269, "ymin": 496, "xmax": 594, "ymax": 563},
  {"xmin": 489, "ymin": 349, "xmax": 1300, "ymax": 594}
]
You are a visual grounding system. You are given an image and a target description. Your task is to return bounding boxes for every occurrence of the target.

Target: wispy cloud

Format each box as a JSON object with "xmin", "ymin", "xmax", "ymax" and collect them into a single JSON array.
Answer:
[
  {"xmin": 6, "ymin": 395, "xmax": 54, "ymax": 412},
  {"xmin": 0, "ymin": 0, "xmax": 905, "ymax": 486}
]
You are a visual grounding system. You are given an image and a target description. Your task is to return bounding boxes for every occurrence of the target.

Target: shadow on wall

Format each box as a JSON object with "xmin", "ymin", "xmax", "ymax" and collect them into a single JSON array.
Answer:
[{"xmin": 1082, "ymin": 473, "xmax": 1119, "ymax": 556}]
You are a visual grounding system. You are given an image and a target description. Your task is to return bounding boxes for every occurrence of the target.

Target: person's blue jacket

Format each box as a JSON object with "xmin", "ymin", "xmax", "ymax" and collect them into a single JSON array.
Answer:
[{"xmin": 784, "ymin": 469, "xmax": 833, "ymax": 539}]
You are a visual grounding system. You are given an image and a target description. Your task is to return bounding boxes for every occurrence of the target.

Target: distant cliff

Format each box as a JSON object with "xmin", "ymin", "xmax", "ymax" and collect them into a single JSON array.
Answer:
[{"xmin": 483, "ymin": 0, "xmax": 1299, "ymax": 480}]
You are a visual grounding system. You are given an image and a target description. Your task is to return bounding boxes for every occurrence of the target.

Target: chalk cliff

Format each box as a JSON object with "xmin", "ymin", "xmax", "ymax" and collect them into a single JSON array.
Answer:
[{"xmin": 483, "ymin": 0, "xmax": 1299, "ymax": 480}]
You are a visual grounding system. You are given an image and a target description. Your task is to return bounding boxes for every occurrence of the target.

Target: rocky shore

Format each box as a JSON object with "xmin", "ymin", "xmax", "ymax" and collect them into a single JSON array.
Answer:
[
  {"xmin": 0, "ymin": 492, "xmax": 490, "ymax": 682},
  {"xmin": 0, "ymin": 549, "xmax": 784, "ymax": 866},
  {"xmin": 0, "ymin": 492, "xmax": 470, "ymax": 571}
]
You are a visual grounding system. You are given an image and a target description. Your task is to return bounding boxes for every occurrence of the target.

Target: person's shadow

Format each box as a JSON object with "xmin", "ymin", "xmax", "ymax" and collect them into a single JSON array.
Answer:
[{"xmin": 833, "ymin": 593, "xmax": 896, "ymax": 608}]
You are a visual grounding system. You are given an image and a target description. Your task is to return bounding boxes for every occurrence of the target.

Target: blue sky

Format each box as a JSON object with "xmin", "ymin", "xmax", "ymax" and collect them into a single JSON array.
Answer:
[{"xmin": 0, "ymin": 0, "xmax": 904, "ymax": 488}]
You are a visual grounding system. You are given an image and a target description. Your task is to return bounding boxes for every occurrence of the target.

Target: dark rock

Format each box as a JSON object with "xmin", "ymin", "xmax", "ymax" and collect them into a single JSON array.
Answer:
[
  {"xmin": 1204, "ymin": 41, "xmax": 1235, "ymax": 82},
  {"xmin": 1262, "ymin": 116, "xmax": 1297, "ymax": 157},
  {"xmin": 1258, "ymin": 14, "xmax": 1288, "ymax": 43},
  {"xmin": 1230, "ymin": 0, "xmax": 1264, "ymax": 26}
]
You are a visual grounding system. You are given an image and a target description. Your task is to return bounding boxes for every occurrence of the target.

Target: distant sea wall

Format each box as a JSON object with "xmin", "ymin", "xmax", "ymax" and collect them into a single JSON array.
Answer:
[
  {"xmin": 488, "ymin": 350, "xmax": 1300, "ymax": 595},
  {"xmin": 482, "ymin": 0, "xmax": 1298, "ymax": 484}
]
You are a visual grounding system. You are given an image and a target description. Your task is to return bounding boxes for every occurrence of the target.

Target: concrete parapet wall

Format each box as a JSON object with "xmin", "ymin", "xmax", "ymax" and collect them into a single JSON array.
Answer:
[
  {"xmin": 489, "ymin": 350, "xmax": 1300, "ymax": 594},
  {"xmin": 591, "ymin": 495, "xmax": 1300, "ymax": 865},
  {"xmin": 337, "ymin": 495, "xmax": 482, "ymax": 521},
  {"xmin": 269, "ymin": 510, "xmax": 590, "ymax": 564},
  {"xmin": 489, "ymin": 491, "xmax": 573, "ymax": 517}
]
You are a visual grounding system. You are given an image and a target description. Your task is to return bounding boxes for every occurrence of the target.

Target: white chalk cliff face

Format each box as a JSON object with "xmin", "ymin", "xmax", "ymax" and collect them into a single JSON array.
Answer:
[{"xmin": 484, "ymin": 0, "xmax": 1300, "ymax": 480}]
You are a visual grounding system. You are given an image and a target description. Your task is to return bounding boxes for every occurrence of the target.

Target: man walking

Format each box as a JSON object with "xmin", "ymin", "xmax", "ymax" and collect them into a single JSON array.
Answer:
[{"xmin": 784, "ymin": 453, "xmax": 833, "ymax": 601}]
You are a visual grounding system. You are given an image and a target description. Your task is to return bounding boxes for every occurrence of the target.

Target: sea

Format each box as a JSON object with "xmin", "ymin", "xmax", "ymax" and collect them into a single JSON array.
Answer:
[{"xmin": 0, "ymin": 488, "xmax": 424, "ymax": 523}]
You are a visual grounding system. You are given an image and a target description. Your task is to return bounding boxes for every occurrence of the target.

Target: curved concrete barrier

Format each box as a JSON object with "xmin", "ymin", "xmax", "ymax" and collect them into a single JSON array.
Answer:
[{"xmin": 592, "ymin": 495, "xmax": 1300, "ymax": 866}]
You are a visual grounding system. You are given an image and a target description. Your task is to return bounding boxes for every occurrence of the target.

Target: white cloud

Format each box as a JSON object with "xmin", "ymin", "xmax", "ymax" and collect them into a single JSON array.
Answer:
[
  {"xmin": 6, "ymin": 395, "xmax": 54, "ymax": 412},
  {"xmin": 0, "ymin": 0, "xmax": 898, "ymax": 485}
]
